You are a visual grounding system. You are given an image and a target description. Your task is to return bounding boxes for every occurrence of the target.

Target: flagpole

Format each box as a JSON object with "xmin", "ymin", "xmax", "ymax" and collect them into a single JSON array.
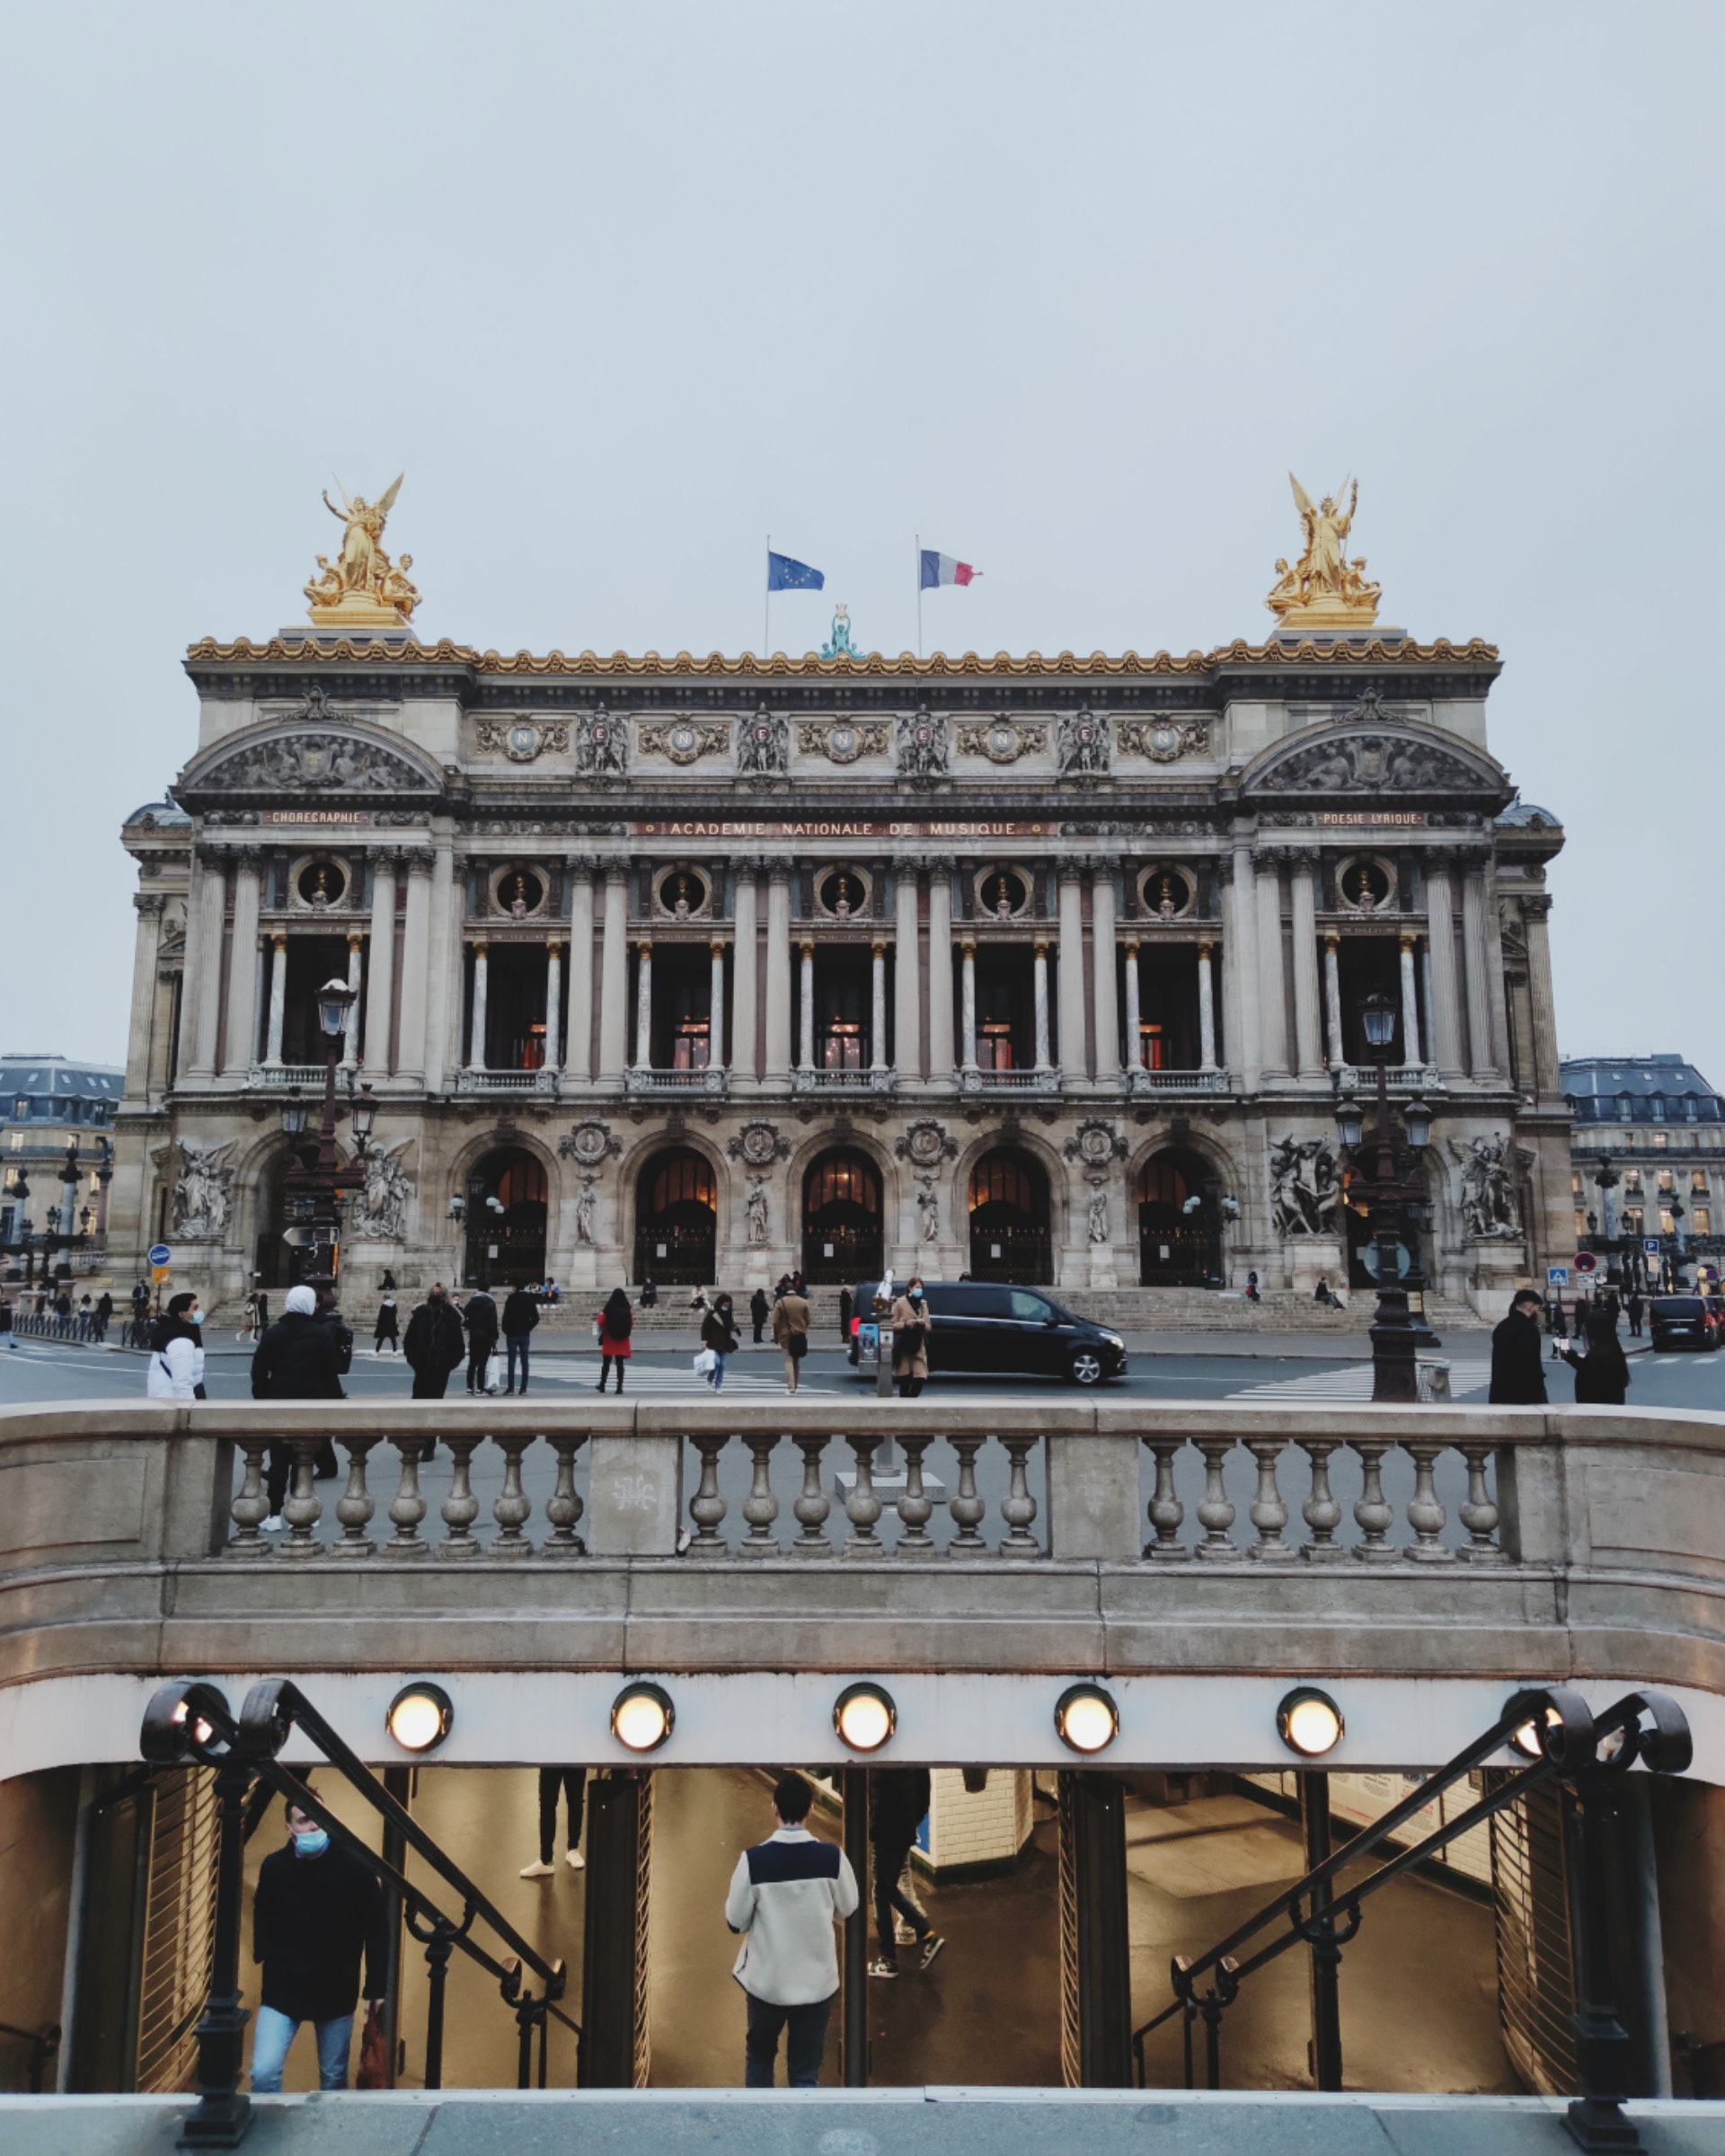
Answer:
[
  {"xmin": 765, "ymin": 534, "xmax": 771, "ymax": 659},
  {"xmin": 916, "ymin": 532, "xmax": 923, "ymax": 662}
]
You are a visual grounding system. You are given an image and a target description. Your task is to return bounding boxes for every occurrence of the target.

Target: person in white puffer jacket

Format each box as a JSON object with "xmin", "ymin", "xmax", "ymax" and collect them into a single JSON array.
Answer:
[{"xmin": 146, "ymin": 1291, "xmax": 207, "ymax": 1400}]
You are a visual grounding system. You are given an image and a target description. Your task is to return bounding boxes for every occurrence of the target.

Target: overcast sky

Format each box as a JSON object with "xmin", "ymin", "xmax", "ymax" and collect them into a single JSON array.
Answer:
[{"xmin": 4, "ymin": 4, "xmax": 1721, "ymax": 1082}]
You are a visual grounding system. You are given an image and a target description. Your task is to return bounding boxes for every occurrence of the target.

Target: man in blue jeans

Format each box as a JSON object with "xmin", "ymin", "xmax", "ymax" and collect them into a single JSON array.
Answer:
[
  {"xmin": 724, "ymin": 1772, "xmax": 859, "ymax": 2088},
  {"xmin": 251, "ymin": 1789, "xmax": 388, "ymax": 2091}
]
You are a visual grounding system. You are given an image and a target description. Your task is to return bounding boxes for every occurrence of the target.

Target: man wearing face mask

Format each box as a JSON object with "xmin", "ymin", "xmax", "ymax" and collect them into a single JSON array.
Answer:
[
  {"xmin": 251, "ymin": 1788, "xmax": 389, "ymax": 2093},
  {"xmin": 145, "ymin": 1291, "xmax": 207, "ymax": 1400},
  {"xmin": 889, "ymin": 1276, "xmax": 933, "ymax": 1399}
]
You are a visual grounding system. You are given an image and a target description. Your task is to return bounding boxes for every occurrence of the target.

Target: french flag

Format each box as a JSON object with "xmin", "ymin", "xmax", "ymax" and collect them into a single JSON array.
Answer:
[{"xmin": 920, "ymin": 548, "xmax": 979, "ymax": 590}]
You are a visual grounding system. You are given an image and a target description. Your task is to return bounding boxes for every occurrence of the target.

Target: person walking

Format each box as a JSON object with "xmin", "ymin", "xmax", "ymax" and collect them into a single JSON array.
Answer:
[
  {"xmin": 242, "ymin": 1290, "xmax": 261, "ymax": 1344},
  {"xmin": 373, "ymin": 1293, "xmax": 400, "ymax": 1356},
  {"xmin": 146, "ymin": 1291, "xmax": 206, "ymax": 1400},
  {"xmin": 1627, "ymin": 1290, "xmax": 1645, "ymax": 1339},
  {"xmin": 519, "ymin": 1767, "xmax": 588, "ymax": 1878},
  {"xmin": 889, "ymin": 1277, "xmax": 932, "ymax": 1400},
  {"xmin": 749, "ymin": 1286, "xmax": 771, "ymax": 1345},
  {"xmin": 93, "ymin": 1289, "xmax": 112, "ymax": 1343},
  {"xmin": 595, "ymin": 1286, "xmax": 633, "ymax": 1392},
  {"xmin": 130, "ymin": 1278, "xmax": 151, "ymax": 1344},
  {"xmin": 724, "ymin": 1772, "xmax": 858, "ymax": 2090},
  {"xmin": 250, "ymin": 1788, "xmax": 389, "ymax": 2093},
  {"xmin": 1489, "ymin": 1288, "xmax": 1549, "ymax": 1406},
  {"xmin": 463, "ymin": 1284, "xmax": 500, "ymax": 1395},
  {"xmin": 251, "ymin": 1284, "xmax": 347, "ymax": 1530},
  {"xmin": 773, "ymin": 1280, "xmax": 811, "ymax": 1394},
  {"xmin": 1561, "ymin": 1307, "xmax": 1632, "ymax": 1407},
  {"xmin": 500, "ymin": 1282, "xmax": 540, "ymax": 1394},
  {"xmin": 838, "ymin": 1286, "xmax": 853, "ymax": 1347},
  {"xmin": 0, "ymin": 1296, "xmax": 13, "ymax": 1352},
  {"xmin": 403, "ymin": 1285, "xmax": 465, "ymax": 1406},
  {"xmin": 701, "ymin": 1293, "xmax": 739, "ymax": 1392},
  {"xmin": 867, "ymin": 1768, "xmax": 944, "ymax": 1980}
]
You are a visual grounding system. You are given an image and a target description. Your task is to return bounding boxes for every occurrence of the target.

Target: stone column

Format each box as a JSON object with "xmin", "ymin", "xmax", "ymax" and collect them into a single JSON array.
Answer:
[
  {"xmin": 468, "ymin": 941, "xmax": 490, "ymax": 1070},
  {"xmin": 1522, "ymin": 895, "xmax": 1560, "ymax": 1100},
  {"xmin": 182, "ymin": 850, "xmax": 226, "ymax": 1079},
  {"xmin": 1222, "ymin": 842, "xmax": 1261, "ymax": 1089},
  {"xmin": 565, "ymin": 866, "xmax": 594, "ymax": 1081},
  {"xmin": 871, "ymin": 941, "xmax": 888, "ymax": 1072},
  {"xmin": 1398, "ymin": 934, "xmax": 1423, "ymax": 1069},
  {"xmin": 1122, "ymin": 940, "xmax": 1141, "ymax": 1072},
  {"xmin": 125, "ymin": 895, "xmax": 166, "ymax": 1100},
  {"xmin": 765, "ymin": 864, "xmax": 792, "ymax": 1082},
  {"xmin": 927, "ymin": 863, "xmax": 955, "ymax": 1083},
  {"xmin": 1288, "ymin": 849, "xmax": 1323, "ymax": 1081},
  {"xmin": 1484, "ymin": 885, "xmax": 1514, "ymax": 1084},
  {"xmin": 1057, "ymin": 866, "xmax": 1087, "ymax": 1082},
  {"xmin": 732, "ymin": 869, "xmax": 759, "ymax": 1083},
  {"xmin": 1197, "ymin": 939, "xmax": 1218, "ymax": 1072},
  {"xmin": 1424, "ymin": 853, "xmax": 1464, "ymax": 1082},
  {"xmin": 960, "ymin": 941, "xmax": 978, "ymax": 1070},
  {"xmin": 1091, "ymin": 863, "xmax": 1120, "ymax": 1081},
  {"xmin": 424, "ymin": 835, "xmax": 458, "ymax": 1093},
  {"xmin": 1461, "ymin": 857, "xmax": 1500, "ymax": 1080},
  {"xmin": 362, "ymin": 852, "xmax": 397, "ymax": 1079},
  {"xmin": 1254, "ymin": 853, "xmax": 1289, "ymax": 1082},
  {"xmin": 708, "ymin": 940, "xmax": 726, "ymax": 1073},
  {"xmin": 1033, "ymin": 941, "xmax": 1053, "ymax": 1070},
  {"xmin": 634, "ymin": 940, "xmax": 654, "ymax": 1070},
  {"xmin": 598, "ymin": 864, "xmax": 630, "ymax": 1081},
  {"xmin": 264, "ymin": 934, "xmax": 288, "ymax": 1065},
  {"xmin": 894, "ymin": 869, "xmax": 921, "ymax": 1081},
  {"xmin": 544, "ymin": 940, "xmax": 562, "ymax": 1070},
  {"xmin": 342, "ymin": 932, "xmax": 364, "ymax": 1070},
  {"xmin": 798, "ymin": 941, "xmax": 816, "ymax": 1070},
  {"xmin": 222, "ymin": 850, "xmax": 263, "ymax": 1075},
  {"xmin": 1322, "ymin": 935, "xmax": 1344, "ymax": 1069},
  {"xmin": 397, "ymin": 850, "xmax": 434, "ymax": 1085}
]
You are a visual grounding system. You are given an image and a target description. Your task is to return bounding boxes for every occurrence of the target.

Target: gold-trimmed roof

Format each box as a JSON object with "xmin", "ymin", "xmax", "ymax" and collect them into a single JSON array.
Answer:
[{"xmin": 184, "ymin": 634, "xmax": 1498, "ymax": 676}]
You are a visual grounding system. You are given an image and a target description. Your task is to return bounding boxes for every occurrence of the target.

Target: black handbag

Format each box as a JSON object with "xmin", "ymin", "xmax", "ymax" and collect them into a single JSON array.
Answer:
[{"xmin": 786, "ymin": 1331, "xmax": 808, "ymax": 1360}]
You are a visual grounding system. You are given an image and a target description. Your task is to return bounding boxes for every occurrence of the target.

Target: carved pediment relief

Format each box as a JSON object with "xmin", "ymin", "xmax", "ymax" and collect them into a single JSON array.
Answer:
[
  {"xmin": 1243, "ymin": 723, "xmax": 1508, "ymax": 803},
  {"xmin": 177, "ymin": 709, "xmax": 445, "ymax": 802}
]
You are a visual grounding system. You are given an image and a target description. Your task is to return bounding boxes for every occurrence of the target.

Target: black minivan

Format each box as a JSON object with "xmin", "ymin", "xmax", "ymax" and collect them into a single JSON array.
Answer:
[{"xmin": 849, "ymin": 1279, "xmax": 1128, "ymax": 1386}]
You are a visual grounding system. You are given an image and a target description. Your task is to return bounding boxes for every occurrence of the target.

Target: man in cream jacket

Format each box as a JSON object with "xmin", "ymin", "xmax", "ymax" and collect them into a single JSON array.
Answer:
[{"xmin": 724, "ymin": 1772, "xmax": 859, "ymax": 2087}]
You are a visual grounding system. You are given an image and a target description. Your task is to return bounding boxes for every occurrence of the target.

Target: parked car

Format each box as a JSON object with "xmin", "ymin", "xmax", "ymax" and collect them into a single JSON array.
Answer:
[
  {"xmin": 1649, "ymin": 1295, "xmax": 1721, "ymax": 1352},
  {"xmin": 848, "ymin": 1278, "xmax": 1127, "ymax": 1386}
]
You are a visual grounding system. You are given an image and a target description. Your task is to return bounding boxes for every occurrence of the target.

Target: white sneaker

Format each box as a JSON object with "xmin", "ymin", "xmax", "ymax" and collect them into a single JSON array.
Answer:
[
  {"xmin": 518, "ymin": 1859, "xmax": 554, "ymax": 1878},
  {"xmin": 262, "ymin": 1515, "xmax": 283, "ymax": 1533},
  {"xmin": 565, "ymin": 1849, "xmax": 586, "ymax": 1871}
]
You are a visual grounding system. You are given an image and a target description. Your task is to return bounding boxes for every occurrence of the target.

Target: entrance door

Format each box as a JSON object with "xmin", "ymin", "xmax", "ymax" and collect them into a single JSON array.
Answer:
[
  {"xmin": 463, "ymin": 1149, "xmax": 548, "ymax": 1286},
  {"xmin": 802, "ymin": 1150, "xmax": 881, "ymax": 1285},
  {"xmin": 634, "ymin": 1149, "xmax": 717, "ymax": 1286},
  {"xmin": 1137, "ymin": 1150, "xmax": 1218, "ymax": 1286},
  {"xmin": 969, "ymin": 1150, "xmax": 1051, "ymax": 1284}
]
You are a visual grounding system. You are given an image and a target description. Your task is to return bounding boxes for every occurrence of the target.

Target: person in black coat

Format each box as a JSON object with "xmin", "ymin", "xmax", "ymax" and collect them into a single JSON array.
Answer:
[
  {"xmin": 500, "ymin": 1284, "xmax": 540, "ymax": 1395},
  {"xmin": 1488, "ymin": 1289, "xmax": 1549, "ymax": 1405},
  {"xmin": 749, "ymin": 1287, "xmax": 771, "ymax": 1344},
  {"xmin": 868, "ymin": 1768, "xmax": 943, "ymax": 1977},
  {"xmin": 403, "ymin": 1285, "xmax": 465, "ymax": 1407},
  {"xmin": 1561, "ymin": 1308, "xmax": 1631, "ymax": 1407},
  {"xmin": 250, "ymin": 1788, "xmax": 388, "ymax": 2091},
  {"xmin": 251, "ymin": 1285, "xmax": 348, "ymax": 1526},
  {"xmin": 463, "ymin": 1286, "xmax": 500, "ymax": 1395}
]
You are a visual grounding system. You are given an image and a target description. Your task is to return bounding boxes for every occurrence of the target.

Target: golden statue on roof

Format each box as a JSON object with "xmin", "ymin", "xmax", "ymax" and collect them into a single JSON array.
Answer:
[
  {"xmin": 304, "ymin": 474, "xmax": 421, "ymax": 628},
  {"xmin": 1265, "ymin": 473, "xmax": 1381, "ymax": 632}
]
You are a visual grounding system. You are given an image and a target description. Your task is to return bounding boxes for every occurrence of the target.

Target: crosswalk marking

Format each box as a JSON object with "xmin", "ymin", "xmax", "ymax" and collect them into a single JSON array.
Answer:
[
  {"xmin": 1225, "ymin": 1360, "xmax": 1493, "ymax": 1403},
  {"xmin": 513, "ymin": 1361, "xmax": 837, "ymax": 1397}
]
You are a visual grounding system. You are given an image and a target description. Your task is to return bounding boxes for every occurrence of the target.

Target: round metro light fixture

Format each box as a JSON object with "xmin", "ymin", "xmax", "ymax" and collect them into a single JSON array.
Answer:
[
  {"xmin": 1507, "ymin": 1701, "xmax": 1561, "ymax": 1762},
  {"xmin": 1277, "ymin": 1687, "xmax": 1345, "ymax": 1759},
  {"xmin": 1055, "ymin": 1683, "xmax": 1119, "ymax": 1756},
  {"xmin": 612, "ymin": 1682, "xmax": 675, "ymax": 1754},
  {"xmin": 833, "ymin": 1683, "xmax": 897, "ymax": 1754},
  {"xmin": 386, "ymin": 1682, "xmax": 453, "ymax": 1754}
]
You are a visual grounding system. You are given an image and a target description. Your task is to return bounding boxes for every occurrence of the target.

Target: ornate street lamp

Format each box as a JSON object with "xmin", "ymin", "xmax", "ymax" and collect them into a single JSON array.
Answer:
[{"xmin": 279, "ymin": 1088, "xmax": 308, "ymax": 1138}]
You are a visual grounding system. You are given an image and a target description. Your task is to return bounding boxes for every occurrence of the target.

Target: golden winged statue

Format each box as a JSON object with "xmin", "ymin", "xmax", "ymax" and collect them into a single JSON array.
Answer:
[
  {"xmin": 1265, "ymin": 473, "xmax": 1381, "ymax": 631},
  {"xmin": 304, "ymin": 473, "xmax": 421, "ymax": 628}
]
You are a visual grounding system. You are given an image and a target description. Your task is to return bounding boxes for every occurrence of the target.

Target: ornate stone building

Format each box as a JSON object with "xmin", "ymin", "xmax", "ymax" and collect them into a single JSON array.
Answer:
[{"xmin": 109, "ymin": 490, "xmax": 1570, "ymax": 1319}]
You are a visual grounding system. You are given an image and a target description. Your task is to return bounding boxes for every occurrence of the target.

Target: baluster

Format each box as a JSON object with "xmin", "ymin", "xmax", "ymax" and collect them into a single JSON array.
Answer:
[
  {"xmin": 845, "ymin": 1436, "xmax": 883, "ymax": 1558},
  {"xmin": 1402, "ymin": 1441, "xmax": 1454, "ymax": 1563},
  {"xmin": 1350, "ymin": 1439, "xmax": 1395, "ymax": 1563},
  {"xmin": 1245, "ymin": 1439, "xmax": 1292, "ymax": 1562},
  {"xmin": 332, "ymin": 1433, "xmax": 380, "ymax": 1558},
  {"xmin": 997, "ymin": 1435, "xmax": 1041, "ymax": 1558},
  {"xmin": 1298, "ymin": 1439, "xmax": 1345, "ymax": 1563},
  {"xmin": 792, "ymin": 1435, "xmax": 833, "ymax": 1557},
  {"xmin": 489, "ymin": 1431, "xmax": 535, "ymax": 1558},
  {"xmin": 1194, "ymin": 1437, "xmax": 1236, "ymax": 1561},
  {"xmin": 438, "ymin": 1431, "xmax": 485, "ymax": 1558},
  {"xmin": 688, "ymin": 1433, "xmax": 730, "ymax": 1556},
  {"xmin": 384, "ymin": 1435, "xmax": 430, "ymax": 1558},
  {"xmin": 948, "ymin": 1435, "xmax": 986, "ymax": 1555},
  {"xmin": 279, "ymin": 1432, "xmax": 325, "ymax": 1559},
  {"xmin": 227, "ymin": 1434, "xmax": 272, "ymax": 1557},
  {"xmin": 1143, "ymin": 1438, "xmax": 1189, "ymax": 1561},
  {"xmin": 1455, "ymin": 1442, "xmax": 1504, "ymax": 1563},
  {"xmin": 543, "ymin": 1432, "xmax": 588, "ymax": 1555},
  {"xmin": 740, "ymin": 1434, "xmax": 781, "ymax": 1557},
  {"xmin": 895, "ymin": 1431, "xmax": 936, "ymax": 1559}
]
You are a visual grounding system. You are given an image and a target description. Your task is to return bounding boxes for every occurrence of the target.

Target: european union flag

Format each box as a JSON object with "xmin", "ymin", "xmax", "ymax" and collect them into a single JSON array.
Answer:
[{"xmin": 767, "ymin": 551, "xmax": 824, "ymax": 592}]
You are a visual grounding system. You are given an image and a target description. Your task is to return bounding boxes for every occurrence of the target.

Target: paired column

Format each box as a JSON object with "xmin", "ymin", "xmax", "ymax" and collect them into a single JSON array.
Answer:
[
  {"xmin": 765, "ymin": 864, "xmax": 792, "ymax": 1082},
  {"xmin": 598, "ymin": 864, "xmax": 630, "ymax": 1081},
  {"xmin": 1521, "ymin": 895, "xmax": 1560, "ymax": 1100},
  {"xmin": 1057, "ymin": 867, "xmax": 1087, "ymax": 1082},
  {"xmin": 1091, "ymin": 863, "xmax": 1119, "ymax": 1081},
  {"xmin": 870, "ymin": 941, "xmax": 887, "ymax": 1072},
  {"xmin": 1254, "ymin": 853, "xmax": 1289, "ymax": 1081},
  {"xmin": 564, "ymin": 866, "xmax": 594, "ymax": 1081},
  {"xmin": 1322, "ymin": 935, "xmax": 1344, "ymax": 1069},
  {"xmin": 1398, "ymin": 934, "xmax": 1424, "ymax": 1069},
  {"xmin": 467, "ymin": 941, "xmax": 490, "ymax": 1070},
  {"xmin": 342, "ymin": 932, "xmax": 364, "ymax": 1069},
  {"xmin": 181, "ymin": 850, "xmax": 227, "ymax": 1079},
  {"xmin": 397, "ymin": 850, "xmax": 434, "ymax": 1086},
  {"xmin": 1197, "ymin": 940, "xmax": 1218, "ymax": 1072},
  {"xmin": 960, "ymin": 941, "xmax": 978, "ymax": 1069},
  {"xmin": 1288, "ymin": 849, "xmax": 1324, "ymax": 1080},
  {"xmin": 222, "ymin": 850, "xmax": 263, "ymax": 1075},
  {"xmin": 894, "ymin": 868, "xmax": 921, "ymax": 1081},
  {"xmin": 709, "ymin": 940, "xmax": 727, "ymax": 1073},
  {"xmin": 544, "ymin": 941, "xmax": 563, "ymax": 1070},
  {"xmin": 1033, "ymin": 941, "xmax": 1053, "ymax": 1070},
  {"xmin": 732, "ymin": 869, "xmax": 759, "ymax": 1082},
  {"xmin": 634, "ymin": 941, "xmax": 655, "ymax": 1069},
  {"xmin": 1424, "ymin": 853, "xmax": 1464, "ymax": 1081},
  {"xmin": 362, "ymin": 852, "xmax": 397, "ymax": 1078},
  {"xmin": 926, "ymin": 864, "xmax": 955, "ymax": 1082},
  {"xmin": 1122, "ymin": 941, "xmax": 1141, "ymax": 1072},
  {"xmin": 1460, "ymin": 855, "xmax": 1500, "ymax": 1080},
  {"xmin": 1221, "ymin": 841, "xmax": 1261, "ymax": 1090},
  {"xmin": 124, "ymin": 895, "xmax": 167, "ymax": 1101},
  {"xmin": 798, "ymin": 942, "xmax": 816, "ymax": 1070}
]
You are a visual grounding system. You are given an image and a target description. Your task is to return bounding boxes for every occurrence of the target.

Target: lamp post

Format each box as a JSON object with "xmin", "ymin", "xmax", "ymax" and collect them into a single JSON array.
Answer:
[
  {"xmin": 279, "ymin": 983, "xmax": 367, "ymax": 1290},
  {"xmin": 1334, "ymin": 992, "xmax": 1439, "ymax": 1404}
]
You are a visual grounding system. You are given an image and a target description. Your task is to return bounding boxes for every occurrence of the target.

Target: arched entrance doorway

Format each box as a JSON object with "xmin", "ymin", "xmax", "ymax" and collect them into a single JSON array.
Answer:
[
  {"xmin": 969, "ymin": 1149, "xmax": 1051, "ymax": 1284},
  {"xmin": 634, "ymin": 1149, "xmax": 717, "ymax": 1286},
  {"xmin": 464, "ymin": 1149, "xmax": 548, "ymax": 1286},
  {"xmin": 253, "ymin": 1148, "xmax": 312, "ymax": 1293},
  {"xmin": 1137, "ymin": 1149, "xmax": 1219, "ymax": 1286},
  {"xmin": 801, "ymin": 1150, "xmax": 881, "ymax": 1285}
]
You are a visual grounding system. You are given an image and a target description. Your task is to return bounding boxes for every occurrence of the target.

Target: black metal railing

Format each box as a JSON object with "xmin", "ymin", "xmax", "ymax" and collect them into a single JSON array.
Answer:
[
  {"xmin": 1131, "ymin": 1686, "xmax": 1691, "ymax": 2156},
  {"xmin": 142, "ymin": 1676, "xmax": 581, "ymax": 2147},
  {"xmin": 0, "ymin": 2017, "xmax": 60, "ymax": 2093}
]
